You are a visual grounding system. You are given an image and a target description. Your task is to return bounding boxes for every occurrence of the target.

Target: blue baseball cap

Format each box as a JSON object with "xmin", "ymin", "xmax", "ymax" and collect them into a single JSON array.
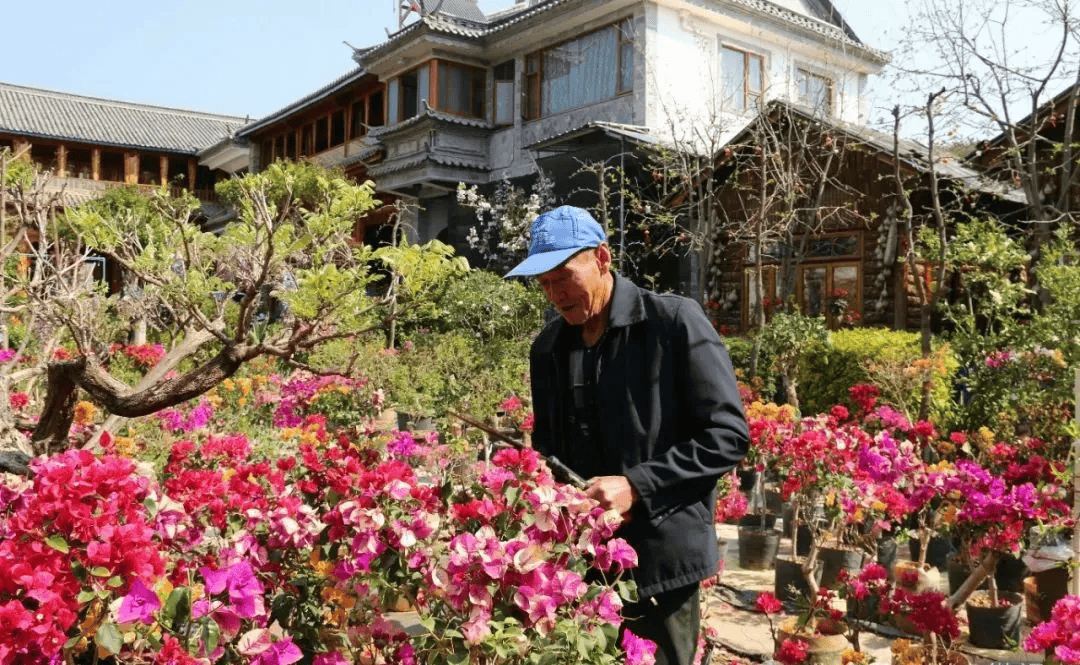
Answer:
[{"xmin": 504, "ymin": 206, "xmax": 607, "ymax": 278}]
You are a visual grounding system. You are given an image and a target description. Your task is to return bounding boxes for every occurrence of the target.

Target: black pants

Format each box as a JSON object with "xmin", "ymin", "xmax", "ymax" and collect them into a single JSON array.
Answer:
[{"xmin": 621, "ymin": 583, "xmax": 701, "ymax": 665}]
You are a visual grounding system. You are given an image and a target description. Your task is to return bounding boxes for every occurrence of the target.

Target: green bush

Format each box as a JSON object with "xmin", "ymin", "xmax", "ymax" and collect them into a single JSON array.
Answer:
[
  {"xmin": 798, "ymin": 328, "xmax": 958, "ymax": 425},
  {"xmin": 721, "ymin": 333, "xmax": 780, "ymax": 402},
  {"xmin": 428, "ymin": 269, "xmax": 548, "ymax": 343}
]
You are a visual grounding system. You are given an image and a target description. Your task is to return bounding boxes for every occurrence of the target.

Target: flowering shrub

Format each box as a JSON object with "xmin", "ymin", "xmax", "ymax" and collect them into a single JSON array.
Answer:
[
  {"xmin": 1025, "ymin": 595, "xmax": 1080, "ymax": 663},
  {"xmin": 957, "ymin": 347, "xmax": 1073, "ymax": 456},
  {"xmin": 0, "ymin": 401, "xmax": 646, "ymax": 664}
]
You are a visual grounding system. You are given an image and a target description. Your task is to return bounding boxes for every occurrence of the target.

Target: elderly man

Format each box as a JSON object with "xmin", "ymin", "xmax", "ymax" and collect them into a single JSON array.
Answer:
[{"xmin": 505, "ymin": 206, "xmax": 749, "ymax": 665}]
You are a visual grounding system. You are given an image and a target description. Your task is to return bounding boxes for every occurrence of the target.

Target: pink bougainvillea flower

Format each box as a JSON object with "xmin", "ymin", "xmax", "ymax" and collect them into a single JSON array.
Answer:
[
  {"xmin": 621, "ymin": 630, "xmax": 658, "ymax": 665},
  {"xmin": 200, "ymin": 560, "xmax": 265, "ymax": 618},
  {"xmin": 117, "ymin": 578, "xmax": 161, "ymax": 624},
  {"xmin": 252, "ymin": 638, "xmax": 304, "ymax": 665},
  {"xmin": 313, "ymin": 652, "xmax": 350, "ymax": 665},
  {"xmin": 776, "ymin": 637, "xmax": 810, "ymax": 665},
  {"xmin": 755, "ymin": 591, "xmax": 783, "ymax": 615}
]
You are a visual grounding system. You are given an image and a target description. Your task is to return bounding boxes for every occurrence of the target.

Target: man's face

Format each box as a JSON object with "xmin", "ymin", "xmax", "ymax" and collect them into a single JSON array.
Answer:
[{"xmin": 536, "ymin": 245, "xmax": 611, "ymax": 326}]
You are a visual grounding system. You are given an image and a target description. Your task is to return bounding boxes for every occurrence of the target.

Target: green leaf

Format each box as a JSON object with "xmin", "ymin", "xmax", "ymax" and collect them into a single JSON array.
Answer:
[
  {"xmin": 447, "ymin": 652, "xmax": 469, "ymax": 665},
  {"xmin": 161, "ymin": 587, "xmax": 191, "ymax": 629},
  {"xmin": 201, "ymin": 620, "xmax": 221, "ymax": 655},
  {"xmin": 90, "ymin": 566, "xmax": 111, "ymax": 577},
  {"xmin": 107, "ymin": 576, "xmax": 124, "ymax": 588},
  {"xmin": 46, "ymin": 535, "xmax": 69, "ymax": 553},
  {"xmin": 77, "ymin": 589, "xmax": 98, "ymax": 604},
  {"xmin": 95, "ymin": 622, "xmax": 123, "ymax": 655}
]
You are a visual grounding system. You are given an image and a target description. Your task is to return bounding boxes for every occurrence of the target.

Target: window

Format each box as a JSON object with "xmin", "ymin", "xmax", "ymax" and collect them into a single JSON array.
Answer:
[
  {"xmin": 744, "ymin": 232, "xmax": 861, "ymax": 329},
  {"xmin": 436, "ymin": 62, "xmax": 485, "ymax": 118},
  {"xmin": 68, "ymin": 148, "xmax": 92, "ymax": 179},
  {"xmin": 350, "ymin": 100, "xmax": 366, "ymax": 138},
  {"xmin": 100, "ymin": 152, "xmax": 124, "ymax": 182},
  {"xmin": 315, "ymin": 117, "xmax": 329, "ymax": 152},
  {"xmin": 400, "ymin": 68, "xmax": 420, "ymax": 120},
  {"xmin": 30, "ymin": 144, "xmax": 57, "ymax": 172},
  {"xmin": 721, "ymin": 46, "xmax": 763, "ymax": 112},
  {"xmin": 797, "ymin": 69, "xmax": 833, "ymax": 115},
  {"xmin": 368, "ymin": 91, "xmax": 384, "ymax": 126},
  {"xmin": 330, "ymin": 110, "xmax": 345, "ymax": 147},
  {"xmin": 494, "ymin": 60, "xmax": 515, "ymax": 125},
  {"xmin": 523, "ymin": 19, "xmax": 634, "ymax": 120},
  {"xmin": 801, "ymin": 264, "xmax": 859, "ymax": 326}
]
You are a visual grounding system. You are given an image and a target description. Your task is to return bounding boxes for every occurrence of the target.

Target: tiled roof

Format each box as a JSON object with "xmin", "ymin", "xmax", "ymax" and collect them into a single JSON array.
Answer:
[
  {"xmin": 236, "ymin": 67, "xmax": 372, "ymax": 138},
  {"xmin": 0, "ymin": 82, "xmax": 250, "ymax": 154},
  {"xmin": 361, "ymin": 0, "xmax": 887, "ymax": 65},
  {"xmin": 367, "ymin": 152, "xmax": 488, "ymax": 176},
  {"xmin": 728, "ymin": 100, "xmax": 1026, "ymax": 202},
  {"xmin": 370, "ymin": 106, "xmax": 492, "ymax": 138}
]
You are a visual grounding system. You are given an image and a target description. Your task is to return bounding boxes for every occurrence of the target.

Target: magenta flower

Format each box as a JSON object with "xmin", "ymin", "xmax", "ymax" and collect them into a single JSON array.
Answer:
[
  {"xmin": 116, "ymin": 578, "xmax": 160, "ymax": 624},
  {"xmin": 621, "ymin": 630, "xmax": 657, "ymax": 665},
  {"xmin": 252, "ymin": 638, "xmax": 304, "ymax": 665},
  {"xmin": 200, "ymin": 560, "xmax": 265, "ymax": 618}
]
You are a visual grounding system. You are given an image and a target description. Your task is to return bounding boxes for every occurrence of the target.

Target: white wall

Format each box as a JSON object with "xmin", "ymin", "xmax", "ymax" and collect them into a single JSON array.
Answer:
[{"xmin": 644, "ymin": 1, "xmax": 879, "ymax": 139}]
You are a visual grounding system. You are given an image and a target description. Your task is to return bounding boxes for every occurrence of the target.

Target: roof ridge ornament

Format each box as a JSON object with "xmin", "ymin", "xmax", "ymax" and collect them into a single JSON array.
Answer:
[{"xmin": 398, "ymin": 0, "xmax": 445, "ymax": 29}]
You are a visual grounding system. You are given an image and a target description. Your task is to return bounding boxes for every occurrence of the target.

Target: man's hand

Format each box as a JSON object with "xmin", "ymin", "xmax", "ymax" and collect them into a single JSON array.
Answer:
[{"xmin": 585, "ymin": 475, "xmax": 639, "ymax": 516}]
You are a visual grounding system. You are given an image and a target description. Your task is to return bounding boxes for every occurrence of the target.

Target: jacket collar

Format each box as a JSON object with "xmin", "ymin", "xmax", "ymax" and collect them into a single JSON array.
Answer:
[
  {"xmin": 607, "ymin": 271, "xmax": 647, "ymax": 329},
  {"xmin": 534, "ymin": 271, "xmax": 646, "ymax": 353}
]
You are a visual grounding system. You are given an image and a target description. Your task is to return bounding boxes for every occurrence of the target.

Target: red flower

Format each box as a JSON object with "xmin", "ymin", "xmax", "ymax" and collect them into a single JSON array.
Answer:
[
  {"xmin": 776, "ymin": 637, "xmax": 810, "ymax": 665},
  {"xmin": 756, "ymin": 591, "xmax": 783, "ymax": 615}
]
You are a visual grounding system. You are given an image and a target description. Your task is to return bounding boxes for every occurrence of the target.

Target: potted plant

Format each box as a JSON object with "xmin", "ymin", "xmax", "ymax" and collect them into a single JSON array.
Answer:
[
  {"xmin": 757, "ymin": 587, "xmax": 853, "ymax": 665},
  {"xmin": 938, "ymin": 457, "xmax": 1068, "ymax": 649},
  {"xmin": 737, "ymin": 400, "xmax": 794, "ymax": 570}
]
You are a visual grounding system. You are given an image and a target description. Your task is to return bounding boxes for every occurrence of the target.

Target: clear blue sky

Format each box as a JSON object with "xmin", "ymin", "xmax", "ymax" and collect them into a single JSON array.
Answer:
[{"xmin": 1, "ymin": 0, "xmax": 896, "ymax": 121}]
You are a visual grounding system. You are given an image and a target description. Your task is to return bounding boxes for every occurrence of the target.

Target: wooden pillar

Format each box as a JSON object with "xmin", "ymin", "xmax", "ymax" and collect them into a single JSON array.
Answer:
[
  {"xmin": 124, "ymin": 152, "xmax": 138, "ymax": 184},
  {"xmin": 91, "ymin": 149, "xmax": 101, "ymax": 180},
  {"xmin": 57, "ymin": 145, "xmax": 68, "ymax": 177},
  {"xmin": 187, "ymin": 158, "xmax": 197, "ymax": 194},
  {"xmin": 12, "ymin": 139, "xmax": 31, "ymax": 161},
  {"xmin": 159, "ymin": 155, "xmax": 169, "ymax": 187}
]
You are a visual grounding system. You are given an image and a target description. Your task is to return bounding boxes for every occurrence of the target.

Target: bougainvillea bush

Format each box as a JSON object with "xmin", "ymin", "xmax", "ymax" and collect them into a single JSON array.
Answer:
[{"xmin": 0, "ymin": 367, "xmax": 649, "ymax": 665}]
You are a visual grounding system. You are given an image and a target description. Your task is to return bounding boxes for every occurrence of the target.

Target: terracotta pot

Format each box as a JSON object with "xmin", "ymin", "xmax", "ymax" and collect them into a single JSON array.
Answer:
[
  {"xmin": 892, "ymin": 560, "xmax": 936, "ymax": 593},
  {"xmin": 775, "ymin": 617, "xmax": 849, "ymax": 665},
  {"xmin": 890, "ymin": 643, "xmax": 970, "ymax": 665}
]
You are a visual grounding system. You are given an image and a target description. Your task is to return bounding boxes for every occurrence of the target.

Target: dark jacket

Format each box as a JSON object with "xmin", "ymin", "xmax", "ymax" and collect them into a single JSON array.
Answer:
[{"xmin": 530, "ymin": 272, "xmax": 749, "ymax": 598}]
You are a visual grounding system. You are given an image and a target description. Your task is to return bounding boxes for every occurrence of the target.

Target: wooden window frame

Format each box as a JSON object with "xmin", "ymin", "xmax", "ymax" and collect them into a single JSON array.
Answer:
[
  {"xmin": 797, "ymin": 68, "xmax": 834, "ymax": 116},
  {"xmin": 493, "ymin": 60, "xmax": 516, "ymax": 126},
  {"xmin": 434, "ymin": 60, "xmax": 487, "ymax": 119},
  {"xmin": 721, "ymin": 45, "xmax": 764, "ymax": 112},
  {"xmin": 522, "ymin": 18, "xmax": 634, "ymax": 122}
]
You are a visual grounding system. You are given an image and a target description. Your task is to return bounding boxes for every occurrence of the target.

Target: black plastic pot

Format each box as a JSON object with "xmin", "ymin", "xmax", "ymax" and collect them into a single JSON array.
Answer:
[
  {"xmin": 908, "ymin": 535, "xmax": 955, "ymax": 571},
  {"xmin": 738, "ymin": 526, "xmax": 780, "ymax": 570},
  {"xmin": 819, "ymin": 545, "xmax": 865, "ymax": 589},
  {"xmin": 965, "ymin": 591, "xmax": 1022, "ymax": 649},
  {"xmin": 775, "ymin": 556, "xmax": 819, "ymax": 603},
  {"xmin": 739, "ymin": 513, "xmax": 778, "ymax": 529}
]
